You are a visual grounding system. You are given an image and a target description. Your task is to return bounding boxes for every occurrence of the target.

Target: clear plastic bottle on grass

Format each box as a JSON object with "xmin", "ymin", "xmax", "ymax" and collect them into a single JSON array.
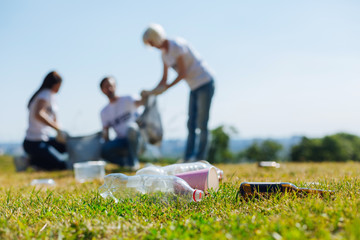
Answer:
[
  {"xmin": 99, "ymin": 173, "xmax": 203, "ymax": 204},
  {"xmin": 257, "ymin": 161, "xmax": 280, "ymax": 168},
  {"xmin": 136, "ymin": 161, "xmax": 224, "ymax": 180},
  {"xmin": 30, "ymin": 179, "xmax": 56, "ymax": 186}
]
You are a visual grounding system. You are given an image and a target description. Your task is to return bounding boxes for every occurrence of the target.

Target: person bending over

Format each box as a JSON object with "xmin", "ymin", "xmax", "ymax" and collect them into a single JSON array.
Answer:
[{"xmin": 142, "ymin": 23, "xmax": 215, "ymax": 162}]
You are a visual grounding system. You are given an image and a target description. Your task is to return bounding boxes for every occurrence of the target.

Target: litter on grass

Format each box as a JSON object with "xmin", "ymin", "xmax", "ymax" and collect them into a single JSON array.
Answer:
[
  {"xmin": 136, "ymin": 161, "xmax": 224, "ymax": 180},
  {"xmin": 74, "ymin": 161, "xmax": 106, "ymax": 183},
  {"xmin": 237, "ymin": 182, "xmax": 334, "ymax": 199},
  {"xmin": 99, "ymin": 173, "xmax": 203, "ymax": 204},
  {"xmin": 257, "ymin": 161, "xmax": 281, "ymax": 168},
  {"xmin": 30, "ymin": 179, "xmax": 56, "ymax": 186}
]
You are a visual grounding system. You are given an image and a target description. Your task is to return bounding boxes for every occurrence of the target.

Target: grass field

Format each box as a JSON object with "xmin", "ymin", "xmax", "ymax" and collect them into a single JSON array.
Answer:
[{"xmin": 0, "ymin": 155, "xmax": 359, "ymax": 239}]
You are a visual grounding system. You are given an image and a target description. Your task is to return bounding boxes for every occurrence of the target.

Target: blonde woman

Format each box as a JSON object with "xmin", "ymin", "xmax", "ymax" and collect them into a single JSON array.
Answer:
[{"xmin": 142, "ymin": 24, "xmax": 215, "ymax": 162}]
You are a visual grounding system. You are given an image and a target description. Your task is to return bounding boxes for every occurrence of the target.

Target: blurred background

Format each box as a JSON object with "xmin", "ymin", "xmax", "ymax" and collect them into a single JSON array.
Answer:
[{"xmin": 1, "ymin": 1, "xmax": 359, "ymax": 161}]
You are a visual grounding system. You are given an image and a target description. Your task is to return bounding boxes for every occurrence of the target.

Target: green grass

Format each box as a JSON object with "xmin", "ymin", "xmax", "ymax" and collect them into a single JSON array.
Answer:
[{"xmin": 0, "ymin": 155, "xmax": 359, "ymax": 239}]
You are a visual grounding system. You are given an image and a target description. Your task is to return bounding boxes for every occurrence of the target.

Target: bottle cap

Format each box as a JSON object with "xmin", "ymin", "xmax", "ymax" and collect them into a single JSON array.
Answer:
[{"xmin": 193, "ymin": 189, "xmax": 203, "ymax": 202}]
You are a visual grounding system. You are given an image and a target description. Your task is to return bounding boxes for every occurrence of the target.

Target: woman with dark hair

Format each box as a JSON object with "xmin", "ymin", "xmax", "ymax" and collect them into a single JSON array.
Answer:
[{"xmin": 23, "ymin": 71, "xmax": 68, "ymax": 170}]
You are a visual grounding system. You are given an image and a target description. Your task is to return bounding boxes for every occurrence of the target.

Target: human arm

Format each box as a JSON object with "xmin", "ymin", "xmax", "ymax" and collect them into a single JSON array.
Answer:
[
  {"xmin": 34, "ymin": 99, "xmax": 61, "ymax": 131},
  {"xmin": 135, "ymin": 96, "xmax": 146, "ymax": 108},
  {"xmin": 142, "ymin": 56, "xmax": 186, "ymax": 96},
  {"xmin": 165, "ymin": 55, "xmax": 186, "ymax": 90},
  {"xmin": 102, "ymin": 127, "xmax": 110, "ymax": 142},
  {"xmin": 159, "ymin": 61, "xmax": 169, "ymax": 87},
  {"xmin": 100, "ymin": 110, "xmax": 110, "ymax": 141},
  {"xmin": 141, "ymin": 62, "xmax": 169, "ymax": 97}
]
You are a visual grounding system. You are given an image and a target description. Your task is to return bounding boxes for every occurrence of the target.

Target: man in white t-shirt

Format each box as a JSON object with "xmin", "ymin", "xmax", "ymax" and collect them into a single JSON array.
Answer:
[
  {"xmin": 100, "ymin": 76, "xmax": 144, "ymax": 170},
  {"xmin": 142, "ymin": 24, "xmax": 215, "ymax": 162}
]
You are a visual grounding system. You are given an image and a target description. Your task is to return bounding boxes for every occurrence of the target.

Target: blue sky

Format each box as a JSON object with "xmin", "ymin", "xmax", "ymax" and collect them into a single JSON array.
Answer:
[{"xmin": 0, "ymin": 1, "xmax": 359, "ymax": 142}]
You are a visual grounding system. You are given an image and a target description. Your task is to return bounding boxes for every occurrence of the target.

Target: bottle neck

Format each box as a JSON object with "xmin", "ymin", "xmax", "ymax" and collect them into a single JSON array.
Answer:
[{"xmin": 297, "ymin": 188, "xmax": 334, "ymax": 195}]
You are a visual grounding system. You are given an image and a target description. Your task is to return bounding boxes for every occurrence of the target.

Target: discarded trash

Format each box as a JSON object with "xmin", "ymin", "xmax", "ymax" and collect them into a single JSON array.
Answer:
[
  {"xmin": 30, "ymin": 179, "xmax": 56, "ymax": 186},
  {"xmin": 99, "ymin": 173, "xmax": 203, "ymax": 204},
  {"xmin": 258, "ymin": 161, "xmax": 280, "ymax": 168},
  {"xmin": 136, "ymin": 95, "xmax": 163, "ymax": 145},
  {"xmin": 66, "ymin": 132, "xmax": 103, "ymax": 165},
  {"xmin": 175, "ymin": 167, "xmax": 219, "ymax": 193},
  {"xmin": 74, "ymin": 161, "xmax": 106, "ymax": 183},
  {"xmin": 136, "ymin": 161, "xmax": 224, "ymax": 180},
  {"xmin": 237, "ymin": 182, "xmax": 334, "ymax": 199},
  {"xmin": 13, "ymin": 155, "xmax": 30, "ymax": 172}
]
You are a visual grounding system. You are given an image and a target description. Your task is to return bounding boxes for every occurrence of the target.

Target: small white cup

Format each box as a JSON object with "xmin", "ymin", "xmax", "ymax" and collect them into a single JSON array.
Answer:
[{"xmin": 74, "ymin": 161, "xmax": 106, "ymax": 183}]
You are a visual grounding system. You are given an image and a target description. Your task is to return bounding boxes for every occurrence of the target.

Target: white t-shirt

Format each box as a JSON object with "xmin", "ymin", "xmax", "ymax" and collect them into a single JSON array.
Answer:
[
  {"xmin": 100, "ymin": 96, "xmax": 139, "ymax": 138},
  {"xmin": 162, "ymin": 38, "xmax": 213, "ymax": 91},
  {"xmin": 25, "ymin": 89, "xmax": 57, "ymax": 141}
]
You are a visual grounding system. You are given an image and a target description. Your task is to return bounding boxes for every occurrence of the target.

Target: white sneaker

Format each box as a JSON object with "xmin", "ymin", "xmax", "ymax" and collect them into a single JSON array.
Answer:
[
  {"xmin": 176, "ymin": 158, "xmax": 185, "ymax": 163},
  {"xmin": 184, "ymin": 157, "xmax": 197, "ymax": 163},
  {"xmin": 130, "ymin": 162, "xmax": 140, "ymax": 171}
]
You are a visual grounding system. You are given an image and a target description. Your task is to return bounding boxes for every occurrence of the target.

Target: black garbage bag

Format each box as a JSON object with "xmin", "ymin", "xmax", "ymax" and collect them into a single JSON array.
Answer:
[{"xmin": 66, "ymin": 131, "xmax": 103, "ymax": 164}]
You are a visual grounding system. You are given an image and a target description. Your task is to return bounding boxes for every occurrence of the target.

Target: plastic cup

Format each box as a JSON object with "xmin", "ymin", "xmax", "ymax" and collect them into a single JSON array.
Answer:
[
  {"xmin": 175, "ymin": 167, "xmax": 219, "ymax": 193},
  {"xmin": 74, "ymin": 161, "xmax": 106, "ymax": 183}
]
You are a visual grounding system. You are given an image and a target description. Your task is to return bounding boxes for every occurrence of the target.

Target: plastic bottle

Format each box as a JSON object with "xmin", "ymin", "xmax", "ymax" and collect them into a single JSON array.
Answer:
[
  {"xmin": 257, "ymin": 161, "xmax": 280, "ymax": 168},
  {"xmin": 30, "ymin": 179, "xmax": 56, "ymax": 186},
  {"xmin": 136, "ymin": 161, "xmax": 224, "ymax": 180},
  {"xmin": 237, "ymin": 182, "xmax": 334, "ymax": 199},
  {"xmin": 99, "ymin": 173, "xmax": 204, "ymax": 204}
]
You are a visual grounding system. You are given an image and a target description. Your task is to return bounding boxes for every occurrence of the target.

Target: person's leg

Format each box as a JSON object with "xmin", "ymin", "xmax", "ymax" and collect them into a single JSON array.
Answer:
[
  {"xmin": 47, "ymin": 138, "xmax": 66, "ymax": 153},
  {"xmin": 184, "ymin": 90, "xmax": 197, "ymax": 161},
  {"xmin": 195, "ymin": 81, "xmax": 215, "ymax": 160},
  {"xmin": 23, "ymin": 140, "xmax": 38, "ymax": 166},
  {"xmin": 23, "ymin": 140, "xmax": 67, "ymax": 170},
  {"xmin": 101, "ymin": 138, "xmax": 127, "ymax": 166},
  {"xmin": 126, "ymin": 126, "xmax": 140, "ymax": 168}
]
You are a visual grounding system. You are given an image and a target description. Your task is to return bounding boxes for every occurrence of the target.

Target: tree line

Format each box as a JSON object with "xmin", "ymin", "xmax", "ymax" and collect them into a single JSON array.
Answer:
[{"xmin": 208, "ymin": 126, "xmax": 360, "ymax": 163}]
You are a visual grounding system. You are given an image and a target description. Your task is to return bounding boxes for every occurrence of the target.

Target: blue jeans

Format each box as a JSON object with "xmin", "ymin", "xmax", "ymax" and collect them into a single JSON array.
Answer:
[
  {"xmin": 23, "ymin": 138, "xmax": 67, "ymax": 170},
  {"xmin": 185, "ymin": 80, "xmax": 215, "ymax": 161},
  {"xmin": 101, "ymin": 127, "xmax": 139, "ymax": 167}
]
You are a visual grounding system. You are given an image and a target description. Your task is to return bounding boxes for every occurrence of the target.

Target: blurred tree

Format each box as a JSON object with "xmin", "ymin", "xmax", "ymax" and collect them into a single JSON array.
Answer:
[
  {"xmin": 242, "ymin": 140, "xmax": 283, "ymax": 162},
  {"xmin": 291, "ymin": 137, "xmax": 323, "ymax": 162},
  {"xmin": 290, "ymin": 133, "xmax": 360, "ymax": 162},
  {"xmin": 207, "ymin": 125, "xmax": 236, "ymax": 163}
]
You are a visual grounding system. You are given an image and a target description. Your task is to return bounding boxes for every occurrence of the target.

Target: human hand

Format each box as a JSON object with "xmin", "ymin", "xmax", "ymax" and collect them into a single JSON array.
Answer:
[
  {"xmin": 56, "ymin": 130, "xmax": 69, "ymax": 143},
  {"xmin": 141, "ymin": 90, "xmax": 151, "ymax": 98},
  {"xmin": 151, "ymin": 84, "xmax": 167, "ymax": 95}
]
